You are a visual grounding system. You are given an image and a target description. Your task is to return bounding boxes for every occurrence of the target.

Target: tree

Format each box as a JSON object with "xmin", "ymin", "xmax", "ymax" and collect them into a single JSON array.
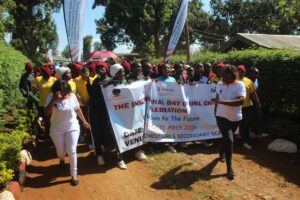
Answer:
[
  {"xmin": 209, "ymin": 0, "xmax": 300, "ymax": 40},
  {"xmin": 94, "ymin": 0, "xmax": 179, "ymax": 58},
  {"xmin": 0, "ymin": 0, "xmax": 15, "ymax": 40},
  {"xmin": 62, "ymin": 45, "xmax": 71, "ymax": 59},
  {"xmin": 94, "ymin": 0, "xmax": 212, "ymax": 57},
  {"xmin": 82, "ymin": 35, "xmax": 93, "ymax": 61},
  {"xmin": 6, "ymin": 0, "xmax": 61, "ymax": 60},
  {"xmin": 93, "ymin": 41, "xmax": 105, "ymax": 51}
]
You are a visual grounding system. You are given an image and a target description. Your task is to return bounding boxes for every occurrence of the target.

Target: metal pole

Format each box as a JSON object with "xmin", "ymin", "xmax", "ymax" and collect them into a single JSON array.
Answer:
[{"xmin": 184, "ymin": 20, "xmax": 190, "ymax": 63}]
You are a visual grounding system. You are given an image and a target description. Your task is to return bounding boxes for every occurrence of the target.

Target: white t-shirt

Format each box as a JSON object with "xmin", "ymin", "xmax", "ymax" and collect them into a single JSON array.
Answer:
[
  {"xmin": 45, "ymin": 93, "xmax": 80, "ymax": 134},
  {"xmin": 216, "ymin": 81, "xmax": 246, "ymax": 122}
]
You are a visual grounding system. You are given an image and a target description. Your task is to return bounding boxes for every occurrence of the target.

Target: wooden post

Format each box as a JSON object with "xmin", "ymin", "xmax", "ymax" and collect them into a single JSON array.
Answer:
[{"xmin": 184, "ymin": 20, "xmax": 190, "ymax": 63}]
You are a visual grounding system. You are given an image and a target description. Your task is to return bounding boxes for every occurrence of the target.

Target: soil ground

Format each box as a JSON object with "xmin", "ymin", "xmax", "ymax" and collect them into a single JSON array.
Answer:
[{"xmin": 20, "ymin": 137, "xmax": 300, "ymax": 200}]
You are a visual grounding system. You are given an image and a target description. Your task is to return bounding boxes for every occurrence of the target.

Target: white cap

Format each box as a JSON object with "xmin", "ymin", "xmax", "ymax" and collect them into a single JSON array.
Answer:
[
  {"xmin": 110, "ymin": 64, "xmax": 123, "ymax": 77},
  {"xmin": 56, "ymin": 66, "xmax": 71, "ymax": 79}
]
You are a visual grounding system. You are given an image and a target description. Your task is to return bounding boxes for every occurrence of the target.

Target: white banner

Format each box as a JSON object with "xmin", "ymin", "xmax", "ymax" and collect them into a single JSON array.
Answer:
[
  {"xmin": 144, "ymin": 82, "xmax": 220, "ymax": 142},
  {"xmin": 101, "ymin": 80, "xmax": 151, "ymax": 153},
  {"xmin": 102, "ymin": 82, "xmax": 221, "ymax": 152},
  {"xmin": 63, "ymin": 0, "xmax": 87, "ymax": 62},
  {"xmin": 164, "ymin": 0, "xmax": 188, "ymax": 62}
]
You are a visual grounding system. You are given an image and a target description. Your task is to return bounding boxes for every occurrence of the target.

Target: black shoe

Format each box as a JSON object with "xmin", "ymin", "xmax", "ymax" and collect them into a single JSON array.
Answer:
[
  {"xmin": 219, "ymin": 153, "xmax": 226, "ymax": 163},
  {"xmin": 71, "ymin": 178, "xmax": 79, "ymax": 186},
  {"xmin": 227, "ymin": 168, "xmax": 235, "ymax": 180}
]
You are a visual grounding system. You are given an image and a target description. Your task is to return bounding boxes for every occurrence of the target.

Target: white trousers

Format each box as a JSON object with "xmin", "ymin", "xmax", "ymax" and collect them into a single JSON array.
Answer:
[{"xmin": 50, "ymin": 130, "xmax": 80, "ymax": 176}]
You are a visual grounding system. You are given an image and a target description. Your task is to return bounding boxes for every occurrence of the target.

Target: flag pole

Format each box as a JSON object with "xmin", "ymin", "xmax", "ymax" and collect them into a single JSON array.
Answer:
[{"xmin": 184, "ymin": 19, "xmax": 190, "ymax": 63}]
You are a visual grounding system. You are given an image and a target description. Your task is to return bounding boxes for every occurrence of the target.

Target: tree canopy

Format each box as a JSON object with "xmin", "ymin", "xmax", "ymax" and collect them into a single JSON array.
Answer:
[{"xmin": 1, "ymin": 0, "xmax": 61, "ymax": 60}]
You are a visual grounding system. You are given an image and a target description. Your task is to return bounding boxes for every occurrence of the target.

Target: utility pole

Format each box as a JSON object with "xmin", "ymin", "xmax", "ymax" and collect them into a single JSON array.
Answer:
[{"xmin": 184, "ymin": 20, "xmax": 190, "ymax": 63}]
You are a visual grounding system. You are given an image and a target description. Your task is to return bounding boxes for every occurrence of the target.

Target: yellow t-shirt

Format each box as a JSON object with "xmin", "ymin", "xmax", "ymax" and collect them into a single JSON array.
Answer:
[
  {"xmin": 33, "ymin": 76, "xmax": 57, "ymax": 107},
  {"xmin": 74, "ymin": 76, "xmax": 94, "ymax": 106},
  {"xmin": 241, "ymin": 77, "xmax": 256, "ymax": 107},
  {"xmin": 68, "ymin": 80, "xmax": 77, "ymax": 94},
  {"xmin": 210, "ymin": 76, "xmax": 221, "ymax": 84}
]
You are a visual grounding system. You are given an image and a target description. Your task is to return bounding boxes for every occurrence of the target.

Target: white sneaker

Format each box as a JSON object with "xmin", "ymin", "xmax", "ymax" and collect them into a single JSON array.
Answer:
[
  {"xmin": 135, "ymin": 150, "xmax": 147, "ymax": 161},
  {"xmin": 168, "ymin": 145, "xmax": 177, "ymax": 153},
  {"xmin": 243, "ymin": 143, "xmax": 252, "ymax": 150},
  {"xmin": 179, "ymin": 142, "xmax": 188, "ymax": 149},
  {"xmin": 117, "ymin": 160, "xmax": 127, "ymax": 170},
  {"xmin": 202, "ymin": 141, "xmax": 211, "ymax": 148},
  {"xmin": 88, "ymin": 144, "xmax": 94, "ymax": 150},
  {"xmin": 256, "ymin": 133, "xmax": 269, "ymax": 138},
  {"xmin": 97, "ymin": 156, "xmax": 105, "ymax": 165}
]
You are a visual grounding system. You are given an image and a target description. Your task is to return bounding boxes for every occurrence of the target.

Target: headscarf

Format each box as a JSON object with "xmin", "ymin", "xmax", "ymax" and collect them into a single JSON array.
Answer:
[
  {"xmin": 121, "ymin": 58, "xmax": 131, "ymax": 73},
  {"xmin": 95, "ymin": 61, "xmax": 109, "ymax": 73},
  {"xmin": 56, "ymin": 66, "xmax": 71, "ymax": 79},
  {"xmin": 25, "ymin": 62, "xmax": 33, "ymax": 72},
  {"xmin": 87, "ymin": 62, "xmax": 96, "ymax": 74},
  {"xmin": 237, "ymin": 65, "xmax": 246, "ymax": 73},
  {"xmin": 110, "ymin": 64, "xmax": 123, "ymax": 77},
  {"xmin": 41, "ymin": 65, "xmax": 51, "ymax": 79}
]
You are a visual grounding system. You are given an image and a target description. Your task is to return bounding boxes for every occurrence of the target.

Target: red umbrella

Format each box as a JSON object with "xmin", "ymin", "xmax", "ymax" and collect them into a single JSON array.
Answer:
[{"xmin": 88, "ymin": 51, "xmax": 118, "ymax": 60}]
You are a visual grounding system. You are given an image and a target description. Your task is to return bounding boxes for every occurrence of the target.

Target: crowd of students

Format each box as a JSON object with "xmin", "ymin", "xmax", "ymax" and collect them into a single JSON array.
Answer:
[{"xmin": 19, "ymin": 58, "xmax": 268, "ymax": 184}]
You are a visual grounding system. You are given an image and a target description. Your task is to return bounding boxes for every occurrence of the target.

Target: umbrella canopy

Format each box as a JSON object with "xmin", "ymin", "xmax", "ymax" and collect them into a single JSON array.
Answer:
[{"xmin": 88, "ymin": 51, "xmax": 118, "ymax": 60}]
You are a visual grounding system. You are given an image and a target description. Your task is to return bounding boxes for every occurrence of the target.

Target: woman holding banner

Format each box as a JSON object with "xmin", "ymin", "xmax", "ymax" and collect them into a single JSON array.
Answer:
[{"xmin": 212, "ymin": 65, "xmax": 246, "ymax": 179}]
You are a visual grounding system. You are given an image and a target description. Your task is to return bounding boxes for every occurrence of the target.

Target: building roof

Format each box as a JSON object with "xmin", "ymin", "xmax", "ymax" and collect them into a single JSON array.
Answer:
[{"xmin": 221, "ymin": 33, "xmax": 300, "ymax": 52}]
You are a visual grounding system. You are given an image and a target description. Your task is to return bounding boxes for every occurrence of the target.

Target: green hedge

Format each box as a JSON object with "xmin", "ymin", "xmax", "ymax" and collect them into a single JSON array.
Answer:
[
  {"xmin": 0, "ymin": 42, "xmax": 31, "ymax": 190},
  {"xmin": 0, "ymin": 130, "xmax": 29, "ymax": 190},
  {"xmin": 149, "ymin": 49, "xmax": 300, "ymax": 117}
]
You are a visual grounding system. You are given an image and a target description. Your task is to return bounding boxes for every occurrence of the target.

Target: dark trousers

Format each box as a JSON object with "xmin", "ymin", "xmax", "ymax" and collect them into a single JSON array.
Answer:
[
  {"xmin": 216, "ymin": 117, "xmax": 240, "ymax": 171},
  {"xmin": 240, "ymin": 106, "xmax": 253, "ymax": 144},
  {"xmin": 79, "ymin": 105, "xmax": 91, "ymax": 143},
  {"xmin": 251, "ymin": 105, "xmax": 263, "ymax": 135},
  {"xmin": 37, "ymin": 106, "xmax": 50, "ymax": 137}
]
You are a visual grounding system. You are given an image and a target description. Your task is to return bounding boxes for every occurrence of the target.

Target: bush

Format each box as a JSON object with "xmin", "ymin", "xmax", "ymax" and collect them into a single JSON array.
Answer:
[
  {"xmin": 0, "ymin": 130, "xmax": 29, "ymax": 190},
  {"xmin": 0, "ymin": 41, "xmax": 31, "ymax": 130},
  {"xmin": 149, "ymin": 49, "xmax": 300, "ymax": 117},
  {"xmin": 0, "ymin": 162, "xmax": 13, "ymax": 191},
  {"xmin": 265, "ymin": 118, "xmax": 300, "ymax": 145}
]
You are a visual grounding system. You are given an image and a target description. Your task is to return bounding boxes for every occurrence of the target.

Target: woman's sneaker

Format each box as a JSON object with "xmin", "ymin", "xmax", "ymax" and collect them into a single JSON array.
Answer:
[
  {"xmin": 135, "ymin": 150, "xmax": 147, "ymax": 161},
  {"xmin": 168, "ymin": 145, "xmax": 177, "ymax": 153},
  {"xmin": 97, "ymin": 156, "xmax": 105, "ymax": 166},
  {"xmin": 243, "ymin": 143, "xmax": 252, "ymax": 150},
  {"xmin": 117, "ymin": 160, "xmax": 127, "ymax": 170}
]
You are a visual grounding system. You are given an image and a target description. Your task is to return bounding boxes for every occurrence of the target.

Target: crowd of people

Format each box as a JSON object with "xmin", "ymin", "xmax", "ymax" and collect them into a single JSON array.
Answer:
[{"xmin": 19, "ymin": 57, "xmax": 268, "ymax": 184}]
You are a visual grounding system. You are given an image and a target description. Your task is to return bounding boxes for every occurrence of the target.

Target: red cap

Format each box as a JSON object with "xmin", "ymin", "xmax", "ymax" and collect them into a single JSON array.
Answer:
[
  {"xmin": 95, "ymin": 61, "xmax": 109, "ymax": 73},
  {"xmin": 41, "ymin": 65, "xmax": 51, "ymax": 78},
  {"xmin": 237, "ymin": 65, "xmax": 246, "ymax": 73},
  {"xmin": 122, "ymin": 59, "xmax": 131, "ymax": 73},
  {"xmin": 217, "ymin": 61, "xmax": 225, "ymax": 68},
  {"xmin": 70, "ymin": 63, "xmax": 82, "ymax": 79},
  {"xmin": 25, "ymin": 62, "xmax": 33, "ymax": 71},
  {"xmin": 87, "ymin": 62, "xmax": 96, "ymax": 74}
]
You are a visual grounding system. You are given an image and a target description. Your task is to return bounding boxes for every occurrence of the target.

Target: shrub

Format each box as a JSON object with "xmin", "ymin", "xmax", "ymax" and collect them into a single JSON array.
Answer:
[
  {"xmin": 149, "ymin": 49, "xmax": 300, "ymax": 117},
  {"xmin": 0, "ymin": 130, "xmax": 29, "ymax": 190},
  {"xmin": 0, "ymin": 41, "xmax": 31, "ymax": 130}
]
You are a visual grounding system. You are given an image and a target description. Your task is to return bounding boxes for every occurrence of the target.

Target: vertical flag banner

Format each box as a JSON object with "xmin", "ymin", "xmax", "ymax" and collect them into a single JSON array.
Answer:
[
  {"xmin": 63, "ymin": 0, "xmax": 87, "ymax": 62},
  {"xmin": 164, "ymin": 0, "xmax": 188, "ymax": 62},
  {"xmin": 47, "ymin": 49, "xmax": 53, "ymax": 64}
]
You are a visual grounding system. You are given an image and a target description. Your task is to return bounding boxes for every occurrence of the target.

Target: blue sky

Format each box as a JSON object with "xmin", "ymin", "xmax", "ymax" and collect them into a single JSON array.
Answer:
[{"xmin": 53, "ymin": 0, "xmax": 210, "ymax": 54}]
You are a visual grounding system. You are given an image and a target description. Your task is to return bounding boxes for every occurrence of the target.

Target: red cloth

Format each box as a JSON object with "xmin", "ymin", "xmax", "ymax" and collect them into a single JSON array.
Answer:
[
  {"xmin": 217, "ymin": 61, "xmax": 225, "ymax": 68},
  {"xmin": 209, "ymin": 72, "xmax": 216, "ymax": 79},
  {"xmin": 95, "ymin": 61, "xmax": 109, "ymax": 73},
  {"xmin": 237, "ymin": 65, "xmax": 246, "ymax": 72},
  {"xmin": 87, "ymin": 62, "xmax": 96, "ymax": 74},
  {"xmin": 41, "ymin": 65, "xmax": 51, "ymax": 79},
  {"xmin": 122, "ymin": 59, "xmax": 131, "ymax": 73},
  {"xmin": 25, "ymin": 62, "xmax": 33, "ymax": 71},
  {"xmin": 70, "ymin": 63, "xmax": 82, "ymax": 79}
]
